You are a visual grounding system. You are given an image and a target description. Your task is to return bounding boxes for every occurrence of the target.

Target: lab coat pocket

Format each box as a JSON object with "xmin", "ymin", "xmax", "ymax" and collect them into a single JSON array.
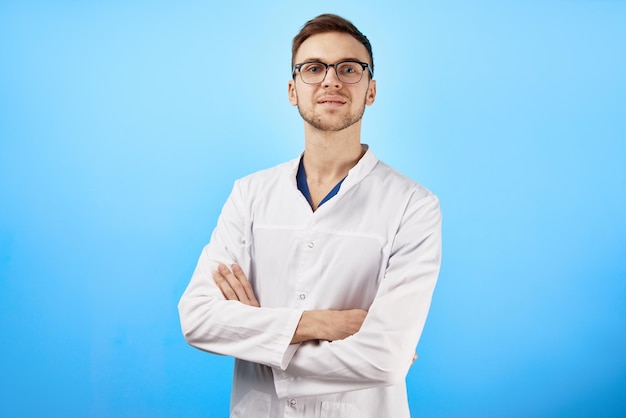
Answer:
[
  {"xmin": 230, "ymin": 389, "xmax": 271, "ymax": 418},
  {"xmin": 320, "ymin": 401, "xmax": 365, "ymax": 418}
]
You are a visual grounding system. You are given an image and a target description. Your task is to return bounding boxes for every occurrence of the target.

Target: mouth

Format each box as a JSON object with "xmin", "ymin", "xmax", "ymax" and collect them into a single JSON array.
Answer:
[{"xmin": 318, "ymin": 96, "xmax": 347, "ymax": 107}]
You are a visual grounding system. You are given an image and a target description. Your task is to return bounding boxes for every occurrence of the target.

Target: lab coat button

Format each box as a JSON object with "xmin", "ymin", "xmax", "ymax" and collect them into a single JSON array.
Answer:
[
  {"xmin": 289, "ymin": 399, "xmax": 297, "ymax": 407},
  {"xmin": 299, "ymin": 293, "xmax": 306, "ymax": 300},
  {"xmin": 307, "ymin": 241, "xmax": 314, "ymax": 248}
]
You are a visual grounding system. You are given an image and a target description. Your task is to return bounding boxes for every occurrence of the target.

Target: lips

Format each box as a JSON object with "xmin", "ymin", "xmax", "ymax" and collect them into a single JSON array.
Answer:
[{"xmin": 318, "ymin": 96, "xmax": 347, "ymax": 105}]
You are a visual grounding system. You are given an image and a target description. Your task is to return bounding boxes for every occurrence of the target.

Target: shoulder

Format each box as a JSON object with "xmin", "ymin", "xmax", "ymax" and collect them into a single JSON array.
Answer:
[
  {"xmin": 232, "ymin": 158, "xmax": 297, "ymax": 195},
  {"xmin": 368, "ymin": 159, "xmax": 438, "ymax": 204},
  {"xmin": 366, "ymin": 161, "xmax": 442, "ymax": 239}
]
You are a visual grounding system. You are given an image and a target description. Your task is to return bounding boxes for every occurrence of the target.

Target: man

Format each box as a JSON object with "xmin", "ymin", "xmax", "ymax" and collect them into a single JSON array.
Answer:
[{"xmin": 178, "ymin": 13, "xmax": 442, "ymax": 418}]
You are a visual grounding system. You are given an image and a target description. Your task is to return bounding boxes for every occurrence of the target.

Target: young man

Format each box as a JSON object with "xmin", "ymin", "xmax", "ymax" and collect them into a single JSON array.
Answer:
[{"xmin": 178, "ymin": 14, "xmax": 442, "ymax": 418}]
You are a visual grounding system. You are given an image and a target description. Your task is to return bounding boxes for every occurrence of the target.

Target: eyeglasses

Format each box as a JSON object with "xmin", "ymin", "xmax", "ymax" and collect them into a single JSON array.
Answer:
[{"xmin": 292, "ymin": 60, "xmax": 373, "ymax": 85}]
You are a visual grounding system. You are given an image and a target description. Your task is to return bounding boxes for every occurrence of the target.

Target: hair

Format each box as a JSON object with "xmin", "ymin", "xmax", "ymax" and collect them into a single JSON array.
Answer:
[{"xmin": 291, "ymin": 14, "xmax": 374, "ymax": 76}]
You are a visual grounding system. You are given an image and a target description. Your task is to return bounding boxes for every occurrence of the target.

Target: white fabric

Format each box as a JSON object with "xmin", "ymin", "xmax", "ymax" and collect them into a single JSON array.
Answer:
[{"xmin": 178, "ymin": 146, "xmax": 442, "ymax": 418}]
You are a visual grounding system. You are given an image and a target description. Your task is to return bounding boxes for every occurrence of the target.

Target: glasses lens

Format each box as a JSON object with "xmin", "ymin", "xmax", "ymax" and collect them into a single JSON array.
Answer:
[
  {"xmin": 297, "ymin": 61, "xmax": 367, "ymax": 84},
  {"xmin": 336, "ymin": 62, "xmax": 364, "ymax": 84},
  {"xmin": 300, "ymin": 63, "xmax": 327, "ymax": 84}
]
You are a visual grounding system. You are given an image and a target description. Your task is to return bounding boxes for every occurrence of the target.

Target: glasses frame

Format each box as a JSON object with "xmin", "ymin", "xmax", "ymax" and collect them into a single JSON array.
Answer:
[{"xmin": 292, "ymin": 60, "xmax": 374, "ymax": 85}]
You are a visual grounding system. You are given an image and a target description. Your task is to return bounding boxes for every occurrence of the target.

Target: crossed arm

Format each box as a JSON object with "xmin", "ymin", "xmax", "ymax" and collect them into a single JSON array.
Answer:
[
  {"xmin": 212, "ymin": 263, "xmax": 368, "ymax": 344},
  {"xmin": 212, "ymin": 262, "xmax": 418, "ymax": 366}
]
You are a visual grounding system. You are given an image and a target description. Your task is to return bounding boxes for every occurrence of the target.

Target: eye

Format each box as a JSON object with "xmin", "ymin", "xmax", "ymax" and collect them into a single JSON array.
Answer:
[
  {"xmin": 338, "ymin": 63, "xmax": 360, "ymax": 74},
  {"xmin": 302, "ymin": 63, "xmax": 325, "ymax": 73}
]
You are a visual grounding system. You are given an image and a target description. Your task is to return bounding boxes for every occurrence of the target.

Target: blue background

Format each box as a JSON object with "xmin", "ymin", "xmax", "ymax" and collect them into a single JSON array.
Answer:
[{"xmin": 1, "ymin": 1, "xmax": 625, "ymax": 417}]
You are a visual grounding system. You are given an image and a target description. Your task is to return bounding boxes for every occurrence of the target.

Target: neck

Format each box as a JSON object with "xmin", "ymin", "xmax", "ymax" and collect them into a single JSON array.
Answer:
[{"xmin": 302, "ymin": 122, "xmax": 364, "ymax": 182}]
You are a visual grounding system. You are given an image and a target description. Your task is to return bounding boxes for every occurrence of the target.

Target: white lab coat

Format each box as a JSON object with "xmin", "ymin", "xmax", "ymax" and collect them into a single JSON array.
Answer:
[{"xmin": 179, "ymin": 146, "xmax": 442, "ymax": 418}]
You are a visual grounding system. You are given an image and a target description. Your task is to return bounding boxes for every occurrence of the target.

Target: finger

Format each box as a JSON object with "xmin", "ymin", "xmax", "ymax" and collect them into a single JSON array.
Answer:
[
  {"xmin": 218, "ymin": 264, "xmax": 258, "ymax": 307},
  {"xmin": 212, "ymin": 268, "xmax": 239, "ymax": 301},
  {"xmin": 218, "ymin": 264, "xmax": 248, "ymax": 301},
  {"xmin": 231, "ymin": 264, "xmax": 259, "ymax": 307}
]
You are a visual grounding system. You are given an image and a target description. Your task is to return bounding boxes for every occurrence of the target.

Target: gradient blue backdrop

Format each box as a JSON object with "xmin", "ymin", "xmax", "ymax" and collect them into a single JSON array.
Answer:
[{"xmin": 1, "ymin": 1, "xmax": 625, "ymax": 417}]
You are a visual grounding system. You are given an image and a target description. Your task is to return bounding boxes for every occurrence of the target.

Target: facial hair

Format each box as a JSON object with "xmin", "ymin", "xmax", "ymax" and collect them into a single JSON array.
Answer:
[{"xmin": 297, "ymin": 94, "xmax": 368, "ymax": 132}]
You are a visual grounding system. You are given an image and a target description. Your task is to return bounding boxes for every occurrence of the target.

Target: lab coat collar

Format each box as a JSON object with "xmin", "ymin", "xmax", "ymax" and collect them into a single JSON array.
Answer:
[{"xmin": 288, "ymin": 144, "xmax": 378, "ymax": 192}]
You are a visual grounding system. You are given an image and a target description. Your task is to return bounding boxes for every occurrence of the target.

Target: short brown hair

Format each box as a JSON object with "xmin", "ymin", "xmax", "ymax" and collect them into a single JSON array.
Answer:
[{"xmin": 291, "ymin": 14, "xmax": 374, "ymax": 75}]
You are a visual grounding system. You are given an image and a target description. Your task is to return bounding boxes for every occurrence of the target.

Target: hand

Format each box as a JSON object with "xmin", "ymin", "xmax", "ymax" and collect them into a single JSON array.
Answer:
[
  {"xmin": 291, "ymin": 309, "xmax": 367, "ymax": 344},
  {"xmin": 212, "ymin": 263, "xmax": 260, "ymax": 307}
]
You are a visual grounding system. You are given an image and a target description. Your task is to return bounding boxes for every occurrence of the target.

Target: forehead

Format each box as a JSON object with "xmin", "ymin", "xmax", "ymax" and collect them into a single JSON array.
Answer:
[{"xmin": 295, "ymin": 32, "xmax": 370, "ymax": 63}]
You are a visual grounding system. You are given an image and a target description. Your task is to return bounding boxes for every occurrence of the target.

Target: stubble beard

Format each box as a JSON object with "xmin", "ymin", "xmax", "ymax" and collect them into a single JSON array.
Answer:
[{"xmin": 297, "ymin": 98, "xmax": 367, "ymax": 132}]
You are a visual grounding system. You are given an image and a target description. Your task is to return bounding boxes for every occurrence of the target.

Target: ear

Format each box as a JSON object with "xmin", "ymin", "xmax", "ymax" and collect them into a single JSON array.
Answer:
[
  {"xmin": 288, "ymin": 79, "xmax": 298, "ymax": 106},
  {"xmin": 365, "ymin": 79, "xmax": 376, "ymax": 106}
]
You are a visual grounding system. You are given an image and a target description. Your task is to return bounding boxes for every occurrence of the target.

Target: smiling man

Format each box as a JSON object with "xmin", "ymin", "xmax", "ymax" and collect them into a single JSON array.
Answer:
[{"xmin": 178, "ymin": 14, "xmax": 442, "ymax": 418}]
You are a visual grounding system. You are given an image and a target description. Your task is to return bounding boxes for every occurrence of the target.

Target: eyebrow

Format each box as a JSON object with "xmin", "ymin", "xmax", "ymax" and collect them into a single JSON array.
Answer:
[{"xmin": 298, "ymin": 57, "xmax": 367, "ymax": 64}]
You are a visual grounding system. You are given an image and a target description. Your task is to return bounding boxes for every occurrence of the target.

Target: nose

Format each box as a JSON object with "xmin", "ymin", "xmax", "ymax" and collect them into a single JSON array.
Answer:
[{"xmin": 322, "ymin": 65, "xmax": 342, "ymax": 88}]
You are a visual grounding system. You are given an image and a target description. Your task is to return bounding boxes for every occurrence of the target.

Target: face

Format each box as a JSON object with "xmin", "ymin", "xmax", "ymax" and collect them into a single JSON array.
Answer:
[{"xmin": 289, "ymin": 32, "xmax": 376, "ymax": 132}]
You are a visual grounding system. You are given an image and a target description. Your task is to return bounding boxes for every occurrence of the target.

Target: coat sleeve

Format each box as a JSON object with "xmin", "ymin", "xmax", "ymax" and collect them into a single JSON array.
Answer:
[
  {"xmin": 178, "ymin": 180, "xmax": 304, "ymax": 369},
  {"xmin": 272, "ymin": 193, "xmax": 442, "ymax": 398}
]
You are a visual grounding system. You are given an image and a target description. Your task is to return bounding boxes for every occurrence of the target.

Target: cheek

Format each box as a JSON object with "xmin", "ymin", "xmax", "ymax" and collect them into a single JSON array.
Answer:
[{"xmin": 294, "ymin": 87, "xmax": 317, "ymax": 106}]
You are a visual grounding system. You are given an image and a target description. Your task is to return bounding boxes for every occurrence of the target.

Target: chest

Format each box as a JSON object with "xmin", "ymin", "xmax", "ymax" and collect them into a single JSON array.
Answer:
[
  {"xmin": 251, "ymin": 225, "xmax": 386, "ymax": 310},
  {"xmin": 247, "ymin": 192, "xmax": 398, "ymax": 310}
]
